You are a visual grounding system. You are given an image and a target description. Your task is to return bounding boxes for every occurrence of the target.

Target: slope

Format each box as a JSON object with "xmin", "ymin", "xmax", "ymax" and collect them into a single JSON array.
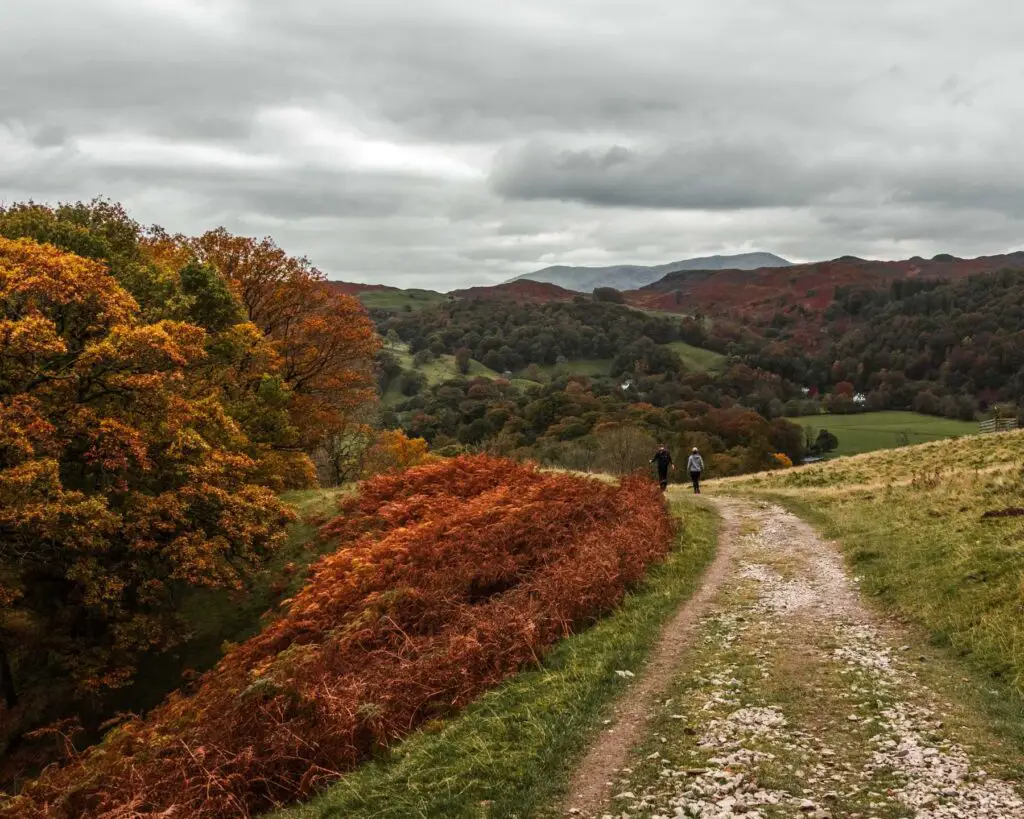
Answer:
[
  {"xmin": 573, "ymin": 490, "xmax": 1024, "ymax": 817},
  {"xmin": 726, "ymin": 429, "xmax": 1024, "ymax": 703},
  {"xmin": 628, "ymin": 250, "xmax": 1024, "ymax": 318}
]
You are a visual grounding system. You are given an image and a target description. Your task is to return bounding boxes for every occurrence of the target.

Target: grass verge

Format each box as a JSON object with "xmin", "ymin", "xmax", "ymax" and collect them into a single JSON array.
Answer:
[{"xmin": 269, "ymin": 498, "xmax": 718, "ymax": 819}]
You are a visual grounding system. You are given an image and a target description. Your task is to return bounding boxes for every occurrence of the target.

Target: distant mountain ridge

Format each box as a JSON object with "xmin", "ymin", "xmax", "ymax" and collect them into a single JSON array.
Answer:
[{"xmin": 511, "ymin": 252, "xmax": 792, "ymax": 291}]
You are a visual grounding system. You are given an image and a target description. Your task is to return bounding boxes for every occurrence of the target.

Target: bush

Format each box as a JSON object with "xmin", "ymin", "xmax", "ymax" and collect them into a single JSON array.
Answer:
[
  {"xmin": 9, "ymin": 457, "xmax": 674, "ymax": 819},
  {"xmin": 361, "ymin": 429, "xmax": 435, "ymax": 477}
]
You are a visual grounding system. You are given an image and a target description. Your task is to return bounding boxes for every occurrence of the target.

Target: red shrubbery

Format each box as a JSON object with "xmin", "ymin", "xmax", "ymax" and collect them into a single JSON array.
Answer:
[{"xmin": 5, "ymin": 455, "xmax": 673, "ymax": 818}]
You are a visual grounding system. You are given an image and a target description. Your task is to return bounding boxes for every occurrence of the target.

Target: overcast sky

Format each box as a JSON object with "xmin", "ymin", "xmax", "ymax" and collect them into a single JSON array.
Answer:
[{"xmin": 3, "ymin": 0, "xmax": 1024, "ymax": 290}]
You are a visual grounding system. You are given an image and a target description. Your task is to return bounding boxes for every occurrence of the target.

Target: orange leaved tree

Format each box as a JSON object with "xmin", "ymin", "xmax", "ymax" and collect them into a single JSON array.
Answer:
[
  {"xmin": 0, "ymin": 201, "xmax": 318, "ymax": 492},
  {"xmin": 0, "ymin": 239, "xmax": 294, "ymax": 747},
  {"xmin": 187, "ymin": 230, "xmax": 381, "ymax": 458}
]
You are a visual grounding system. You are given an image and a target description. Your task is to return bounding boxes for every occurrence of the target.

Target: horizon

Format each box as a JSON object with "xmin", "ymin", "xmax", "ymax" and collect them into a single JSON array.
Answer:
[{"xmin": 327, "ymin": 244, "xmax": 1024, "ymax": 289}]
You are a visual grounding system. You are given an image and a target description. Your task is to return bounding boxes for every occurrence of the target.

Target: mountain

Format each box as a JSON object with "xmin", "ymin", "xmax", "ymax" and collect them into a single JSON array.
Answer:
[
  {"xmin": 512, "ymin": 252, "xmax": 792, "ymax": 291},
  {"xmin": 628, "ymin": 251, "xmax": 1024, "ymax": 319}
]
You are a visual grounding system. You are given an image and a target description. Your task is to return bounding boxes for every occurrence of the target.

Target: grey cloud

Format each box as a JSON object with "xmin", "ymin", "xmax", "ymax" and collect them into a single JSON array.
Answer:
[
  {"xmin": 490, "ymin": 141, "xmax": 845, "ymax": 210},
  {"xmin": 4, "ymin": 0, "xmax": 1024, "ymax": 289}
]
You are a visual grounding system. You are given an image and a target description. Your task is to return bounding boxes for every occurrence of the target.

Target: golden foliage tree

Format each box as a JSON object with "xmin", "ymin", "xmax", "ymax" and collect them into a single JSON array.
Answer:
[
  {"xmin": 361, "ymin": 429, "xmax": 434, "ymax": 477},
  {"xmin": 0, "ymin": 239, "xmax": 294, "ymax": 742}
]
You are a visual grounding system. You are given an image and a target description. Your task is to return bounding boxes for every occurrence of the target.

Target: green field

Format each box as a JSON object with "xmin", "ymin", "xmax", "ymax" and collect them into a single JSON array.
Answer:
[
  {"xmin": 788, "ymin": 411, "xmax": 978, "ymax": 456},
  {"xmin": 523, "ymin": 342, "xmax": 725, "ymax": 382},
  {"xmin": 664, "ymin": 340, "xmax": 727, "ymax": 372},
  {"xmin": 357, "ymin": 289, "xmax": 446, "ymax": 312}
]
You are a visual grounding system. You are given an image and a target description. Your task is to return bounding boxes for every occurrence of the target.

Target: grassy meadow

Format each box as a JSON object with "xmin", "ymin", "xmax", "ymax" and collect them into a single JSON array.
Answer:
[
  {"xmin": 663, "ymin": 340, "xmax": 728, "ymax": 372},
  {"xmin": 381, "ymin": 343, "xmax": 513, "ymax": 405},
  {"xmin": 788, "ymin": 410, "xmax": 978, "ymax": 456},
  {"xmin": 271, "ymin": 498, "xmax": 718, "ymax": 819},
  {"xmin": 525, "ymin": 341, "xmax": 726, "ymax": 382},
  {"xmin": 356, "ymin": 288, "xmax": 447, "ymax": 312},
  {"xmin": 720, "ymin": 428, "xmax": 1024, "ymax": 714}
]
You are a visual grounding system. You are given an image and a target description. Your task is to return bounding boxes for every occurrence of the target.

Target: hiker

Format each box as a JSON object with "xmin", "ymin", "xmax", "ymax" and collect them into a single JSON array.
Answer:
[
  {"xmin": 650, "ymin": 444, "xmax": 674, "ymax": 491},
  {"xmin": 687, "ymin": 447, "xmax": 704, "ymax": 494}
]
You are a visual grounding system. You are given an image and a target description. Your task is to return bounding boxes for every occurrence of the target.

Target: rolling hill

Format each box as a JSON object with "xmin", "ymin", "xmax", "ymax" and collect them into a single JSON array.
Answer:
[
  {"xmin": 449, "ymin": 279, "xmax": 579, "ymax": 303},
  {"xmin": 627, "ymin": 251, "xmax": 1024, "ymax": 317},
  {"xmin": 511, "ymin": 251, "xmax": 791, "ymax": 291}
]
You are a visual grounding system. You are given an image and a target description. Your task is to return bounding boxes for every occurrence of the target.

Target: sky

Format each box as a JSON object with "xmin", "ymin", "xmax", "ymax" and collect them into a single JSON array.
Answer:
[{"xmin": 3, "ymin": 0, "xmax": 1024, "ymax": 290}]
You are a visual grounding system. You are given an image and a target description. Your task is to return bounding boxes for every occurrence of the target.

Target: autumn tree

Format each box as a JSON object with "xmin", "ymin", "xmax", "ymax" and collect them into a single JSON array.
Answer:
[
  {"xmin": 0, "ymin": 199, "xmax": 179, "ymax": 318},
  {"xmin": 0, "ymin": 239, "xmax": 294, "ymax": 746},
  {"xmin": 0, "ymin": 202, "xmax": 320, "ymax": 491},
  {"xmin": 362, "ymin": 430, "xmax": 434, "ymax": 477},
  {"xmin": 185, "ymin": 230, "xmax": 381, "ymax": 454}
]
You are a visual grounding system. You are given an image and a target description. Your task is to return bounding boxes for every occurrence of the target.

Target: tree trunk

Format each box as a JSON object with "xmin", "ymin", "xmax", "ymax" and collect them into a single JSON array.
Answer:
[{"xmin": 0, "ymin": 647, "xmax": 17, "ymax": 709}]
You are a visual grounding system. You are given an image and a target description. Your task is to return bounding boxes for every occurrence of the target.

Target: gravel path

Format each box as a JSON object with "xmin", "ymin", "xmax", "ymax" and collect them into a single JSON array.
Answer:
[{"xmin": 566, "ymin": 496, "xmax": 1024, "ymax": 818}]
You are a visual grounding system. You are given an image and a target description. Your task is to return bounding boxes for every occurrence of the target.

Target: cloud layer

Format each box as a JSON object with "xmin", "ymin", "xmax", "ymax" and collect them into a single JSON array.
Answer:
[{"xmin": 3, "ymin": 0, "xmax": 1024, "ymax": 289}]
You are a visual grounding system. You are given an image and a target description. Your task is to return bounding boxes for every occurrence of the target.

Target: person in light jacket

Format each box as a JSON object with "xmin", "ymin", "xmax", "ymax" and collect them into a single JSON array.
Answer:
[{"xmin": 687, "ymin": 447, "xmax": 704, "ymax": 494}]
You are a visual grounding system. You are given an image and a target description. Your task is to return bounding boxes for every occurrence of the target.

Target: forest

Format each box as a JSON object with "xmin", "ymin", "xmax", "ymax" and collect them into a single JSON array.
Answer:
[{"xmin": 378, "ymin": 298, "xmax": 707, "ymax": 375}]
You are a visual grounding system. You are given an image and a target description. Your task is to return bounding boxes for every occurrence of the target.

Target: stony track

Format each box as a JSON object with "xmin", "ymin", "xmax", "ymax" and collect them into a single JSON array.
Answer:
[{"xmin": 565, "ymin": 496, "xmax": 1024, "ymax": 819}]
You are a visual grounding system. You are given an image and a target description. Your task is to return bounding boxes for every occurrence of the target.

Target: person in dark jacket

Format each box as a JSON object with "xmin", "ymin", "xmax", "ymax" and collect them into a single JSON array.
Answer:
[
  {"xmin": 687, "ymin": 447, "xmax": 705, "ymax": 494},
  {"xmin": 650, "ymin": 444, "xmax": 674, "ymax": 490}
]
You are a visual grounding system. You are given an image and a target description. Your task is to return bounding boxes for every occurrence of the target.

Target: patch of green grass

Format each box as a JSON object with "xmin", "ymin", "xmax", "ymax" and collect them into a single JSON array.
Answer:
[
  {"xmin": 113, "ymin": 488, "xmax": 350, "ymax": 716},
  {"xmin": 357, "ymin": 289, "xmax": 447, "ymax": 312},
  {"xmin": 787, "ymin": 411, "xmax": 977, "ymax": 457},
  {"xmin": 663, "ymin": 340, "xmax": 727, "ymax": 372},
  {"xmin": 511, "ymin": 342, "xmax": 725, "ymax": 383},
  {"xmin": 268, "ymin": 499, "xmax": 719, "ymax": 819}
]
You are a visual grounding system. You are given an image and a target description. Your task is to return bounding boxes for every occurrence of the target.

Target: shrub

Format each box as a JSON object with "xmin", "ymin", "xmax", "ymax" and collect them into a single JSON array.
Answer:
[
  {"xmin": 771, "ymin": 452, "xmax": 794, "ymax": 469},
  {"xmin": 361, "ymin": 429, "xmax": 435, "ymax": 477},
  {"xmin": 8, "ymin": 456, "xmax": 674, "ymax": 818}
]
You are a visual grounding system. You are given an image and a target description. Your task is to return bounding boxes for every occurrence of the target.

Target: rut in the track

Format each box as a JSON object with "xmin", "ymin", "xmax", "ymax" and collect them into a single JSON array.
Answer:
[{"xmin": 562, "ymin": 495, "xmax": 1024, "ymax": 819}]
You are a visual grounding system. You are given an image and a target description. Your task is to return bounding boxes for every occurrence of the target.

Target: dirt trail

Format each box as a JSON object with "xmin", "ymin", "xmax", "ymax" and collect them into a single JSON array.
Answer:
[
  {"xmin": 564, "ymin": 497, "xmax": 745, "ymax": 813},
  {"xmin": 563, "ymin": 494, "xmax": 1024, "ymax": 818}
]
